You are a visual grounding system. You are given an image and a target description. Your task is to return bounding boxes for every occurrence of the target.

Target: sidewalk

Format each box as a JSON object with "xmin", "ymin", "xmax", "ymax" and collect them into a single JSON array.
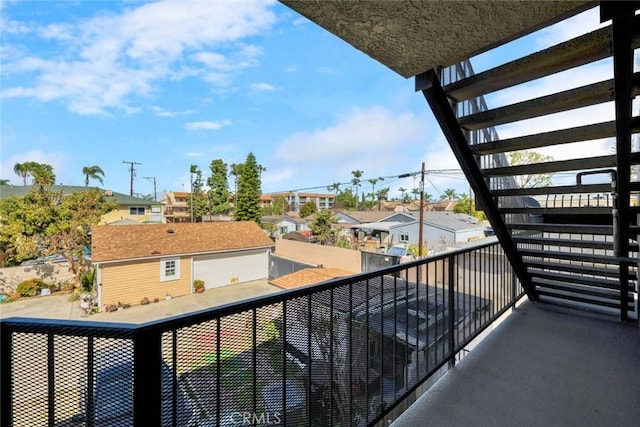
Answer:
[{"xmin": 0, "ymin": 280, "xmax": 282, "ymax": 324}]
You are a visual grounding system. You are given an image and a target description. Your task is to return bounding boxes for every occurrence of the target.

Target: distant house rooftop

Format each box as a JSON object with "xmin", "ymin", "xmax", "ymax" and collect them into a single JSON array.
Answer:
[{"xmin": 0, "ymin": 185, "xmax": 155, "ymax": 206}]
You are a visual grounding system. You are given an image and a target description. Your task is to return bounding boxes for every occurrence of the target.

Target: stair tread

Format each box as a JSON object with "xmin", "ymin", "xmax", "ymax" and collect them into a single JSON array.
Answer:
[
  {"xmin": 444, "ymin": 19, "xmax": 640, "ymax": 101},
  {"xmin": 458, "ymin": 74, "xmax": 640, "ymax": 130},
  {"xmin": 472, "ymin": 117, "xmax": 640, "ymax": 155}
]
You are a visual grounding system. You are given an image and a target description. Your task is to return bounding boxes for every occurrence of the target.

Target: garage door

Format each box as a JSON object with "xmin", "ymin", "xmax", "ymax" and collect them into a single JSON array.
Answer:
[{"xmin": 193, "ymin": 249, "xmax": 268, "ymax": 289}]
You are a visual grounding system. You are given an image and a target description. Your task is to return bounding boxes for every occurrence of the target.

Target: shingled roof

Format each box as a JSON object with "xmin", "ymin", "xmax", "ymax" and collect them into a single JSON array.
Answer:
[{"xmin": 92, "ymin": 221, "xmax": 274, "ymax": 263}]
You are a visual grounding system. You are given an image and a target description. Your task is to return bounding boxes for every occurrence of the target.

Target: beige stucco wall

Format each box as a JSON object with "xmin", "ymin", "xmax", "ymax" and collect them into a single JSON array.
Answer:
[
  {"xmin": 99, "ymin": 257, "xmax": 191, "ymax": 306},
  {"xmin": 275, "ymin": 239, "xmax": 361, "ymax": 273},
  {"xmin": 0, "ymin": 264, "xmax": 75, "ymax": 294}
]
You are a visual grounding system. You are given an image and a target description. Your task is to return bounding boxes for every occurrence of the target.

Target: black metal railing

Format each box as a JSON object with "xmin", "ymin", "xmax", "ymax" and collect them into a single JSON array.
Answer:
[{"xmin": 1, "ymin": 241, "xmax": 524, "ymax": 427}]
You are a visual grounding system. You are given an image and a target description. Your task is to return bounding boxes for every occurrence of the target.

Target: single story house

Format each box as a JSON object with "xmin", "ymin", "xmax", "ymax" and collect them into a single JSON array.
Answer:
[
  {"xmin": 91, "ymin": 221, "xmax": 275, "ymax": 307},
  {"xmin": 350, "ymin": 211, "xmax": 486, "ymax": 253},
  {"xmin": 261, "ymin": 214, "xmax": 311, "ymax": 237}
]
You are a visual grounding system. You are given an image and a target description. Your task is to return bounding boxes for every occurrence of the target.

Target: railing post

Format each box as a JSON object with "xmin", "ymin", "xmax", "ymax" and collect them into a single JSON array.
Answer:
[
  {"xmin": 133, "ymin": 327, "xmax": 163, "ymax": 426},
  {"xmin": 448, "ymin": 255, "xmax": 456, "ymax": 368},
  {"xmin": 1, "ymin": 323, "xmax": 12, "ymax": 427}
]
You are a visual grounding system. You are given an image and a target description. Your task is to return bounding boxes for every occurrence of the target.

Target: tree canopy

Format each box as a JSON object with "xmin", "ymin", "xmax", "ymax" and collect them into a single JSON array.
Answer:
[
  {"xmin": 311, "ymin": 209, "xmax": 337, "ymax": 245},
  {"xmin": 299, "ymin": 201, "xmax": 318, "ymax": 218},
  {"xmin": 83, "ymin": 165, "xmax": 105, "ymax": 187},
  {"xmin": 507, "ymin": 150, "xmax": 554, "ymax": 188},
  {"xmin": 234, "ymin": 152, "xmax": 262, "ymax": 224},
  {"xmin": 0, "ymin": 186, "xmax": 117, "ymax": 286},
  {"xmin": 207, "ymin": 159, "xmax": 231, "ymax": 215}
]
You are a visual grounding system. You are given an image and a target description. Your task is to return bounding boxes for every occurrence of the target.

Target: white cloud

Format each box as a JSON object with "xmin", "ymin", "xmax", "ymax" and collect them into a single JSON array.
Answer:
[
  {"xmin": 186, "ymin": 152, "xmax": 201, "ymax": 158},
  {"xmin": 1, "ymin": 0, "xmax": 277, "ymax": 115},
  {"xmin": 249, "ymin": 82, "xmax": 276, "ymax": 92},
  {"xmin": 152, "ymin": 106, "xmax": 194, "ymax": 117},
  {"xmin": 269, "ymin": 106, "xmax": 430, "ymax": 192},
  {"xmin": 185, "ymin": 120, "xmax": 232, "ymax": 131}
]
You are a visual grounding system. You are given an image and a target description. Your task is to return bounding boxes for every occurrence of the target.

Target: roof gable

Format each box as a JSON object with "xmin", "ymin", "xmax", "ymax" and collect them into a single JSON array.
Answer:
[{"xmin": 92, "ymin": 221, "xmax": 274, "ymax": 262}]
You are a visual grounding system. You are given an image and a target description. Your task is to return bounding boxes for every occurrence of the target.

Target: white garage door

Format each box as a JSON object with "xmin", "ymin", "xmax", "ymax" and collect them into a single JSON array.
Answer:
[{"xmin": 193, "ymin": 249, "xmax": 268, "ymax": 289}]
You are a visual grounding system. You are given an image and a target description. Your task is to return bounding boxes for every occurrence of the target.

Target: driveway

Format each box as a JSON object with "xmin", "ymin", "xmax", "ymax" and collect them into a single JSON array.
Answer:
[{"xmin": 0, "ymin": 280, "xmax": 283, "ymax": 323}]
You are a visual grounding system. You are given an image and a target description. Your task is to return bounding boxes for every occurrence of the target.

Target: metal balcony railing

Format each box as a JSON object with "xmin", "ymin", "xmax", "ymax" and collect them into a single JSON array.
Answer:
[{"xmin": 1, "ymin": 241, "xmax": 524, "ymax": 427}]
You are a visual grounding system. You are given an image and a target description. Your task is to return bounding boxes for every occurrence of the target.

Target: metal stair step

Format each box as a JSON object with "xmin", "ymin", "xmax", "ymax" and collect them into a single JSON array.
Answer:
[
  {"xmin": 470, "ymin": 118, "xmax": 640, "ymax": 155},
  {"xmin": 483, "ymin": 152, "xmax": 640, "ymax": 177},
  {"xmin": 491, "ymin": 183, "xmax": 614, "ymax": 197},
  {"xmin": 514, "ymin": 236, "xmax": 618, "ymax": 250},
  {"xmin": 536, "ymin": 287, "xmax": 633, "ymax": 310},
  {"xmin": 499, "ymin": 206, "xmax": 615, "ymax": 215},
  {"xmin": 529, "ymin": 271, "xmax": 623, "ymax": 291},
  {"xmin": 507, "ymin": 223, "xmax": 613, "ymax": 234},
  {"xmin": 458, "ymin": 73, "xmax": 640, "ymax": 130},
  {"xmin": 525, "ymin": 260, "xmax": 633, "ymax": 279},
  {"xmin": 443, "ymin": 18, "xmax": 640, "ymax": 101},
  {"xmin": 520, "ymin": 249, "xmax": 619, "ymax": 265}
]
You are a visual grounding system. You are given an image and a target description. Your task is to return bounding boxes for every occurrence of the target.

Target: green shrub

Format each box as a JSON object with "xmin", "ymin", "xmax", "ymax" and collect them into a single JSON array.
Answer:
[
  {"xmin": 80, "ymin": 268, "xmax": 96, "ymax": 292},
  {"xmin": 16, "ymin": 278, "xmax": 46, "ymax": 297}
]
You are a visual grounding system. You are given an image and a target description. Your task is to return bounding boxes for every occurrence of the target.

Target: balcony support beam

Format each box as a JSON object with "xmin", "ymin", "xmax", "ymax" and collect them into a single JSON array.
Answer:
[{"xmin": 416, "ymin": 69, "xmax": 536, "ymax": 300}]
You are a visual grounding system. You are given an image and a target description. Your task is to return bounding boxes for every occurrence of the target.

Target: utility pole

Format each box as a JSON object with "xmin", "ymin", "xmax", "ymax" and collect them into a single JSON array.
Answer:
[
  {"xmin": 123, "ymin": 160, "xmax": 141, "ymax": 197},
  {"xmin": 399, "ymin": 163, "xmax": 426, "ymax": 257},
  {"xmin": 144, "ymin": 176, "xmax": 157, "ymax": 202}
]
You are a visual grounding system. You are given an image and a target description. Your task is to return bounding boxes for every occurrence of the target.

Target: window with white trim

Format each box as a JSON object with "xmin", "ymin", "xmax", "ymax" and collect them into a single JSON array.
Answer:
[
  {"xmin": 399, "ymin": 233, "xmax": 410, "ymax": 243},
  {"xmin": 129, "ymin": 206, "xmax": 145, "ymax": 216},
  {"xmin": 160, "ymin": 257, "xmax": 180, "ymax": 281}
]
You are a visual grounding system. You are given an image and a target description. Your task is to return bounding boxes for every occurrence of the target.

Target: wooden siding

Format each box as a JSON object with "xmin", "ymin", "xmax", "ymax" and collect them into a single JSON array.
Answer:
[
  {"xmin": 100, "ymin": 257, "xmax": 191, "ymax": 306},
  {"xmin": 102, "ymin": 207, "xmax": 148, "ymax": 224}
]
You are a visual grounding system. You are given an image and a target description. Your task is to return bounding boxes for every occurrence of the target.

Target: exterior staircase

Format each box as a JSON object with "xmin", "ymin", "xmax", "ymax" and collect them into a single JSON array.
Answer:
[{"xmin": 418, "ymin": 5, "xmax": 640, "ymax": 319}]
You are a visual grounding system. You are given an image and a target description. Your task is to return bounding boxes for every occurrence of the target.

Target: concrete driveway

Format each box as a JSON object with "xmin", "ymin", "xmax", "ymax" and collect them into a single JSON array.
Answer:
[{"xmin": 0, "ymin": 280, "xmax": 283, "ymax": 323}]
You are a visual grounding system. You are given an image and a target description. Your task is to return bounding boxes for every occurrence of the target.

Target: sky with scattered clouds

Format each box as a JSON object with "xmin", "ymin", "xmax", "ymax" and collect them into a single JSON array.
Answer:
[{"xmin": 1, "ymin": 1, "xmax": 629, "ymax": 199}]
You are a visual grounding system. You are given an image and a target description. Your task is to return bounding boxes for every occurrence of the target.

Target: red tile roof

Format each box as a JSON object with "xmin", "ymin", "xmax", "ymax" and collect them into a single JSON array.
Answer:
[{"xmin": 92, "ymin": 221, "xmax": 274, "ymax": 262}]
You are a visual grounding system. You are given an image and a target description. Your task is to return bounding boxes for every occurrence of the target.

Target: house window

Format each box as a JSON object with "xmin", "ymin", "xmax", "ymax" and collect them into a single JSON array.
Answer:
[
  {"xmin": 161, "ymin": 257, "xmax": 180, "ymax": 281},
  {"xmin": 151, "ymin": 206, "xmax": 161, "ymax": 214},
  {"xmin": 129, "ymin": 206, "xmax": 145, "ymax": 216},
  {"xmin": 399, "ymin": 233, "xmax": 409, "ymax": 243}
]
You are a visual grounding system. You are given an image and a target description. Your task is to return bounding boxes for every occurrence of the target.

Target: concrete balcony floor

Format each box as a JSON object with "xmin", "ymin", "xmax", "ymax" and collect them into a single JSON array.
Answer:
[{"xmin": 393, "ymin": 301, "xmax": 640, "ymax": 426}]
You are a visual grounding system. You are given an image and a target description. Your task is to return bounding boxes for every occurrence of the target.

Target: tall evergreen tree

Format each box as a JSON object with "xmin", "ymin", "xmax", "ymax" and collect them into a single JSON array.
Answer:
[
  {"xmin": 188, "ymin": 167, "xmax": 209, "ymax": 221},
  {"xmin": 207, "ymin": 159, "xmax": 231, "ymax": 214},
  {"xmin": 234, "ymin": 152, "xmax": 262, "ymax": 224}
]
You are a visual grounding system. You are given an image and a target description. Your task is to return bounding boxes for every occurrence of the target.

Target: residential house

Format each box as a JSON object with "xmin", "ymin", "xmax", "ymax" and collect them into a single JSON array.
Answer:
[
  {"xmin": 0, "ymin": 185, "xmax": 162, "ymax": 224},
  {"xmin": 261, "ymin": 213, "xmax": 312, "ymax": 237},
  {"xmin": 351, "ymin": 211, "xmax": 486, "ymax": 253},
  {"xmin": 267, "ymin": 192, "xmax": 336, "ymax": 212},
  {"xmin": 91, "ymin": 221, "xmax": 274, "ymax": 307},
  {"xmin": 162, "ymin": 191, "xmax": 191, "ymax": 223}
]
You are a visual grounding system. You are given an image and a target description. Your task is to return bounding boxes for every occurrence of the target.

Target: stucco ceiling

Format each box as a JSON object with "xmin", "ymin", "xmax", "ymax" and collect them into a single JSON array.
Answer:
[{"xmin": 280, "ymin": 0, "xmax": 597, "ymax": 78}]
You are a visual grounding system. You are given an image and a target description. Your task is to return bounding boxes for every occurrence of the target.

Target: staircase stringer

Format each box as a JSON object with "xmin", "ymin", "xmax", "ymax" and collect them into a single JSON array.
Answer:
[{"xmin": 416, "ymin": 69, "xmax": 536, "ymax": 300}]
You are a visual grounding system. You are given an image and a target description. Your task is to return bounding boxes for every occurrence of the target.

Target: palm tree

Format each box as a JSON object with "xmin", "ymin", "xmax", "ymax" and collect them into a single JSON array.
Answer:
[
  {"xmin": 13, "ymin": 162, "xmax": 31, "ymax": 185},
  {"xmin": 327, "ymin": 182, "xmax": 341, "ymax": 195},
  {"xmin": 31, "ymin": 163, "xmax": 55, "ymax": 185},
  {"xmin": 229, "ymin": 163, "xmax": 244, "ymax": 195},
  {"xmin": 442, "ymin": 188, "xmax": 458, "ymax": 201},
  {"xmin": 351, "ymin": 170, "xmax": 363, "ymax": 210},
  {"xmin": 368, "ymin": 178, "xmax": 378, "ymax": 205},
  {"xmin": 398, "ymin": 187, "xmax": 407, "ymax": 201},
  {"xmin": 82, "ymin": 165, "xmax": 105, "ymax": 187},
  {"xmin": 411, "ymin": 188, "xmax": 420, "ymax": 200}
]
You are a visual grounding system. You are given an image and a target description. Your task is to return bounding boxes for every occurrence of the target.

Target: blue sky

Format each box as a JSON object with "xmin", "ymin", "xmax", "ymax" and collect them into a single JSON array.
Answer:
[{"xmin": 1, "ymin": 1, "xmax": 619, "ymax": 199}]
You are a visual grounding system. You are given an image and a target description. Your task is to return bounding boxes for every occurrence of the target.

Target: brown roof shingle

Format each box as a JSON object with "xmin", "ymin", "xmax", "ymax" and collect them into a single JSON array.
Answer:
[
  {"xmin": 92, "ymin": 221, "xmax": 274, "ymax": 262},
  {"xmin": 269, "ymin": 267, "xmax": 354, "ymax": 290}
]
